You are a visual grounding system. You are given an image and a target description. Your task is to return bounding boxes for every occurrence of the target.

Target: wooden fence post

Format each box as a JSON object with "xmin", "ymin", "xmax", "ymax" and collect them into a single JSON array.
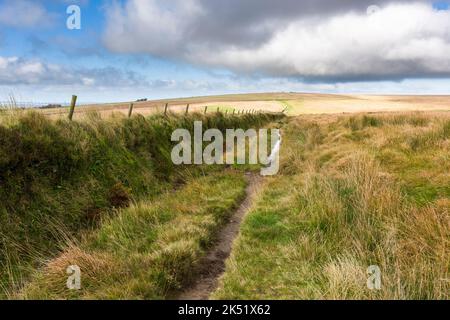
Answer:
[
  {"xmin": 217, "ymin": 107, "xmax": 220, "ymax": 113},
  {"xmin": 164, "ymin": 103, "xmax": 169, "ymax": 116},
  {"xmin": 204, "ymin": 106, "xmax": 208, "ymax": 114},
  {"xmin": 68, "ymin": 95, "xmax": 77, "ymax": 121},
  {"xmin": 128, "ymin": 103, "xmax": 134, "ymax": 118},
  {"xmin": 185, "ymin": 104, "xmax": 190, "ymax": 115}
]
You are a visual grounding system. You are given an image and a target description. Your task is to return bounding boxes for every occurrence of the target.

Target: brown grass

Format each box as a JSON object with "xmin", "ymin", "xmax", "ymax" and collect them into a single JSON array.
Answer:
[{"xmin": 214, "ymin": 111, "xmax": 449, "ymax": 300}]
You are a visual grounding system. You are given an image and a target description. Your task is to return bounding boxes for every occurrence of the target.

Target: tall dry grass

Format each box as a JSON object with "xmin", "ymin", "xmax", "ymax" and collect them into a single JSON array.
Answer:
[{"xmin": 214, "ymin": 111, "xmax": 449, "ymax": 300}]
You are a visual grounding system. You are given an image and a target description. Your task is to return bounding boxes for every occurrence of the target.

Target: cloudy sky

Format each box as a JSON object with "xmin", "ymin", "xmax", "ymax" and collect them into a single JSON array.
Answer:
[{"xmin": 1, "ymin": 0, "xmax": 450, "ymax": 103}]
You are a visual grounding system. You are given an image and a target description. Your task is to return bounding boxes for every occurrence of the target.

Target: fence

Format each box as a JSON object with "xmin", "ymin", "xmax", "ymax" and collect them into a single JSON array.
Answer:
[{"xmin": 0, "ymin": 95, "xmax": 286, "ymax": 120}]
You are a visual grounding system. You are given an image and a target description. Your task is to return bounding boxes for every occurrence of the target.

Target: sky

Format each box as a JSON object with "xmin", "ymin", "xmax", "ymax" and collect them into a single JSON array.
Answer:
[{"xmin": 1, "ymin": 0, "xmax": 450, "ymax": 103}]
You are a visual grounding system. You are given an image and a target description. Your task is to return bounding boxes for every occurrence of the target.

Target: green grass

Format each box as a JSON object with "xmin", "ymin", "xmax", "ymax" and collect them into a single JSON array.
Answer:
[
  {"xmin": 19, "ymin": 171, "xmax": 246, "ymax": 299},
  {"xmin": 213, "ymin": 112, "xmax": 449, "ymax": 300},
  {"xmin": 278, "ymin": 100, "xmax": 295, "ymax": 115},
  {"xmin": 0, "ymin": 109, "xmax": 282, "ymax": 296}
]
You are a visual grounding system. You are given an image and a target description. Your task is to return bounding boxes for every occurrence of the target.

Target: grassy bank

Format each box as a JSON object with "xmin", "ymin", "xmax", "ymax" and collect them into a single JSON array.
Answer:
[
  {"xmin": 213, "ymin": 112, "xmax": 449, "ymax": 299},
  {"xmin": 20, "ymin": 171, "xmax": 246, "ymax": 299},
  {"xmin": 0, "ymin": 109, "xmax": 282, "ymax": 296}
]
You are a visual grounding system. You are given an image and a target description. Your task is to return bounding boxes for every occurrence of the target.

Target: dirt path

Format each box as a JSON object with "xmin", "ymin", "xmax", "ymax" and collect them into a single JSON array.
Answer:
[{"xmin": 177, "ymin": 173, "xmax": 262, "ymax": 300}]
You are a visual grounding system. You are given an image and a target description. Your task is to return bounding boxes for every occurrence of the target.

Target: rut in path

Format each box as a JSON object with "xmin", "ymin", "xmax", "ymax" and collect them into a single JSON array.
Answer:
[{"xmin": 177, "ymin": 173, "xmax": 262, "ymax": 300}]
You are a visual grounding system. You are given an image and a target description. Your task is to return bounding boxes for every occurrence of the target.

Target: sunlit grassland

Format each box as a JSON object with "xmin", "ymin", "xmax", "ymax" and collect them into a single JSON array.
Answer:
[{"xmin": 213, "ymin": 112, "xmax": 450, "ymax": 300}]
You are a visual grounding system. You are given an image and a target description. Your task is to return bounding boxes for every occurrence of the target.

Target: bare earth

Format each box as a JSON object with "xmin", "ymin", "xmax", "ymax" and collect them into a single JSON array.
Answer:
[{"xmin": 38, "ymin": 93, "xmax": 450, "ymax": 119}]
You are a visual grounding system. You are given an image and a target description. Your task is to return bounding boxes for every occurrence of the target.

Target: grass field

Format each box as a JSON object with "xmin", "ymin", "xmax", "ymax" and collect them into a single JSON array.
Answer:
[
  {"xmin": 1, "ymin": 94, "xmax": 449, "ymax": 300},
  {"xmin": 213, "ymin": 111, "xmax": 450, "ymax": 299},
  {"xmin": 34, "ymin": 93, "xmax": 450, "ymax": 119}
]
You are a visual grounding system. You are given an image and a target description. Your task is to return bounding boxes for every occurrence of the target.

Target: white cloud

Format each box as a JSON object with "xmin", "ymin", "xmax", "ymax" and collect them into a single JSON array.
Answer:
[
  {"xmin": 0, "ymin": 55, "xmax": 146, "ymax": 87},
  {"xmin": 17, "ymin": 61, "xmax": 45, "ymax": 75},
  {"xmin": 82, "ymin": 77, "xmax": 95, "ymax": 86},
  {"xmin": 103, "ymin": 1, "xmax": 450, "ymax": 81},
  {"xmin": 0, "ymin": 0, "xmax": 54, "ymax": 28},
  {"xmin": 0, "ymin": 56, "xmax": 18, "ymax": 69},
  {"xmin": 104, "ymin": 0, "xmax": 203, "ymax": 56}
]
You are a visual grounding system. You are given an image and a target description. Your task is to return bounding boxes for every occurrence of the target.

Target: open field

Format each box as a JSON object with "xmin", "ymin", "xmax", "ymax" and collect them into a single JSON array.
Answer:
[
  {"xmin": 0, "ymin": 96, "xmax": 448, "ymax": 300},
  {"xmin": 283, "ymin": 95, "xmax": 450, "ymax": 115},
  {"xmin": 33, "ymin": 93, "xmax": 450, "ymax": 119}
]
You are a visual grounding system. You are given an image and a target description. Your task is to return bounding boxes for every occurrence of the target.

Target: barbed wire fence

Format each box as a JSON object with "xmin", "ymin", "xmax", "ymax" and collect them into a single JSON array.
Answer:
[{"xmin": 0, "ymin": 95, "xmax": 285, "ymax": 119}]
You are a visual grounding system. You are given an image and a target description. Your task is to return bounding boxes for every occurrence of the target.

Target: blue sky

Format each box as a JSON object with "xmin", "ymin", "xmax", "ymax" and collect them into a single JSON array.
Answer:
[{"xmin": 1, "ymin": 0, "xmax": 450, "ymax": 103}]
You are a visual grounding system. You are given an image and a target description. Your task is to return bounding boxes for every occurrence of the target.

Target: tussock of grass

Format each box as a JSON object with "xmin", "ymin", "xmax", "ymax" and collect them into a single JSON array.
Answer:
[
  {"xmin": 213, "ymin": 112, "xmax": 449, "ymax": 300},
  {"xmin": 0, "ymin": 110, "xmax": 282, "ymax": 296}
]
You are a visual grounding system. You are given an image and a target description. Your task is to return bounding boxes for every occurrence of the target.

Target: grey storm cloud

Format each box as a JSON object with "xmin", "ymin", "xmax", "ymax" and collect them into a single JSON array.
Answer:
[
  {"xmin": 105, "ymin": 0, "xmax": 435, "ymax": 51},
  {"xmin": 103, "ymin": 0, "xmax": 450, "ymax": 82},
  {"xmin": 188, "ymin": 0, "xmax": 433, "ymax": 47}
]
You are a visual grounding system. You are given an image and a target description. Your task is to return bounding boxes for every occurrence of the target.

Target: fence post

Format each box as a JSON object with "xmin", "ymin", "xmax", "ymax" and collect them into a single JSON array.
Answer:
[
  {"xmin": 185, "ymin": 104, "xmax": 190, "ymax": 115},
  {"xmin": 164, "ymin": 103, "xmax": 169, "ymax": 116},
  {"xmin": 217, "ymin": 107, "xmax": 220, "ymax": 113},
  {"xmin": 233, "ymin": 109, "xmax": 235, "ymax": 115},
  {"xmin": 68, "ymin": 95, "xmax": 77, "ymax": 121},
  {"xmin": 128, "ymin": 103, "xmax": 134, "ymax": 118}
]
